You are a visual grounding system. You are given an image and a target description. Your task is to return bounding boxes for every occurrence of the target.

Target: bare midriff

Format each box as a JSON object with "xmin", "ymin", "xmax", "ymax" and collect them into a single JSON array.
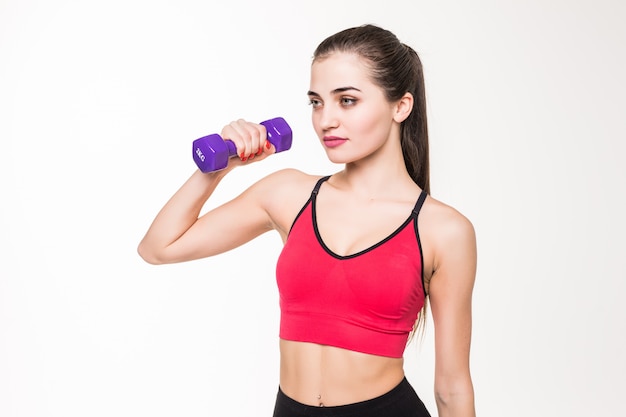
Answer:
[{"xmin": 279, "ymin": 339, "xmax": 405, "ymax": 407}]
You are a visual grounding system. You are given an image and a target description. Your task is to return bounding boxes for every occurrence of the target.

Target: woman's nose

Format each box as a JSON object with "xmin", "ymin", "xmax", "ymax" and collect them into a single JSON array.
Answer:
[{"xmin": 319, "ymin": 106, "xmax": 339, "ymax": 131}]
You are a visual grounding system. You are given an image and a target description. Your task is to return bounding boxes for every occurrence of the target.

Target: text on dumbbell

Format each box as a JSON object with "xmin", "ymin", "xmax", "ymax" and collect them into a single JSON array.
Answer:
[{"xmin": 195, "ymin": 148, "xmax": 205, "ymax": 162}]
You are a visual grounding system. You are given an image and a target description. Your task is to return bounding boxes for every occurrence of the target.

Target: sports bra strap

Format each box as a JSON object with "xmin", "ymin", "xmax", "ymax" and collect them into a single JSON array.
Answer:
[
  {"xmin": 411, "ymin": 190, "xmax": 428, "ymax": 217},
  {"xmin": 311, "ymin": 176, "xmax": 331, "ymax": 196}
]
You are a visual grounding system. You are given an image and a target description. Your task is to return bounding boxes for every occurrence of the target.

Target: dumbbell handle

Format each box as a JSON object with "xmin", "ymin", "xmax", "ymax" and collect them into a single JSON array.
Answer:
[{"xmin": 193, "ymin": 117, "xmax": 292, "ymax": 173}]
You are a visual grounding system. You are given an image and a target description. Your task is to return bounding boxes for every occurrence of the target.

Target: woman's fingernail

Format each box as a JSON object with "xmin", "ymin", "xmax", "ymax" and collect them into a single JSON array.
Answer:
[
  {"xmin": 249, "ymin": 153, "xmax": 255, "ymax": 159},
  {"xmin": 240, "ymin": 152, "xmax": 246, "ymax": 160},
  {"xmin": 265, "ymin": 141, "xmax": 271, "ymax": 149},
  {"xmin": 256, "ymin": 148, "xmax": 263, "ymax": 156}
]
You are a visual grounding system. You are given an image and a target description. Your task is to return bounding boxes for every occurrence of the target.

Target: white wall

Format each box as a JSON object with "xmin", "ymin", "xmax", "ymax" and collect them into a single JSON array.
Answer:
[{"xmin": 1, "ymin": 0, "xmax": 624, "ymax": 415}]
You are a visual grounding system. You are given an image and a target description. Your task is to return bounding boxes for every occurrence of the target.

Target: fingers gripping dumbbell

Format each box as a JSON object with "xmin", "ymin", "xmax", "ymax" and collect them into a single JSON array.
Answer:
[{"xmin": 192, "ymin": 117, "xmax": 292, "ymax": 173}]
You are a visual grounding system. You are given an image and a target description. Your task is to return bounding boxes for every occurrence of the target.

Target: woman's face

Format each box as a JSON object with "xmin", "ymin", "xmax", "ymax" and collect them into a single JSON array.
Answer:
[{"xmin": 308, "ymin": 52, "xmax": 399, "ymax": 165}]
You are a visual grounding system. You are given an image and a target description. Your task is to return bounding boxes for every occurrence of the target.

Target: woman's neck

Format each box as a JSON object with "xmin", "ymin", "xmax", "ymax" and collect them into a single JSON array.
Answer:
[{"xmin": 336, "ymin": 158, "xmax": 417, "ymax": 201}]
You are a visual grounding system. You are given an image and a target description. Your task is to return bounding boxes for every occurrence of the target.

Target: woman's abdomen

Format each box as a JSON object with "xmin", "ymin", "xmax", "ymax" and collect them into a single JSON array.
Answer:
[{"xmin": 278, "ymin": 339, "xmax": 405, "ymax": 407}]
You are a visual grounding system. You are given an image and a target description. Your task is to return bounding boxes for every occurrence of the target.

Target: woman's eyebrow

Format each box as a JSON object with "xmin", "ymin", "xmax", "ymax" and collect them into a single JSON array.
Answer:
[{"xmin": 307, "ymin": 86, "xmax": 362, "ymax": 96}]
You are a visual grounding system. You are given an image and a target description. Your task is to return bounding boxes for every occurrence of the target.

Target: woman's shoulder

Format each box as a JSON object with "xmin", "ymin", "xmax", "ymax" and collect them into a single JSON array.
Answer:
[
  {"xmin": 250, "ymin": 168, "xmax": 328, "ymax": 211},
  {"xmin": 421, "ymin": 194, "xmax": 476, "ymax": 256},
  {"xmin": 254, "ymin": 168, "xmax": 326, "ymax": 196},
  {"xmin": 423, "ymin": 194, "xmax": 473, "ymax": 228},
  {"xmin": 249, "ymin": 169, "xmax": 329, "ymax": 236},
  {"xmin": 261, "ymin": 168, "xmax": 324, "ymax": 185}
]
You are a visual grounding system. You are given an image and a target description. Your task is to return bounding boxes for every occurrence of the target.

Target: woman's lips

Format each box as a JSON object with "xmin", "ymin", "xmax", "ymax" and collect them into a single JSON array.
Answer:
[{"xmin": 323, "ymin": 136, "xmax": 348, "ymax": 148}]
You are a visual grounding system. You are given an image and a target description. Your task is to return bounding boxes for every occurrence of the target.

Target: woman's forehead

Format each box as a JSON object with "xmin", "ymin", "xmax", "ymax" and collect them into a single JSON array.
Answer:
[{"xmin": 310, "ymin": 52, "xmax": 373, "ymax": 90}]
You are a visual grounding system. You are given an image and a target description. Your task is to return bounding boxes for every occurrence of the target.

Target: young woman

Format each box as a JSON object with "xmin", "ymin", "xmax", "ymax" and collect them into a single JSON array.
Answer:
[{"xmin": 138, "ymin": 24, "xmax": 476, "ymax": 417}]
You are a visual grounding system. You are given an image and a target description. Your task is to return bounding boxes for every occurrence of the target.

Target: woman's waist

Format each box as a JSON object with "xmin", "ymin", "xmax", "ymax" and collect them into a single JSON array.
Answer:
[{"xmin": 278, "ymin": 339, "xmax": 405, "ymax": 407}]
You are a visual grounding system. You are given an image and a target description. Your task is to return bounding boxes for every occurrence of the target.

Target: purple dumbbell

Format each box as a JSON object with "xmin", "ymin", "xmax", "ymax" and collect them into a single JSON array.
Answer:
[{"xmin": 192, "ymin": 117, "xmax": 292, "ymax": 173}]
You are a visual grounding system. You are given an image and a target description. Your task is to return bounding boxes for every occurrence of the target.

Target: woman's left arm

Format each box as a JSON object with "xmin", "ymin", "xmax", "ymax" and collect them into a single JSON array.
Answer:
[{"xmin": 428, "ymin": 208, "xmax": 477, "ymax": 417}]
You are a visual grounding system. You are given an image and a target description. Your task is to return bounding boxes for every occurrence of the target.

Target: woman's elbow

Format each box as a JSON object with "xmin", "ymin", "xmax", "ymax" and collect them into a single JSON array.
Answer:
[
  {"xmin": 137, "ymin": 241, "xmax": 167, "ymax": 265},
  {"xmin": 434, "ymin": 378, "xmax": 475, "ymax": 413}
]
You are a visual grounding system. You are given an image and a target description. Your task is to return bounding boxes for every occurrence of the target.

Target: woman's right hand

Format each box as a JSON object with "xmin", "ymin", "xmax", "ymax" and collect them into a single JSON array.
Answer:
[{"xmin": 220, "ymin": 119, "xmax": 276, "ymax": 170}]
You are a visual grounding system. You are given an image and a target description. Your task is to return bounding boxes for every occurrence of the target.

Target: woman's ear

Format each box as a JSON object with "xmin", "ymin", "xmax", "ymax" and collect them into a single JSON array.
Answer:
[{"xmin": 393, "ymin": 92, "xmax": 414, "ymax": 123}]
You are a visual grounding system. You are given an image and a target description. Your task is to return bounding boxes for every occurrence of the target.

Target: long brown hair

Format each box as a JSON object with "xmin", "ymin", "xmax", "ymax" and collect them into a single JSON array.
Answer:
[
  {"xmin": 313, "ymin": 24, "xmax": 431, "ymax": 338},
  {"xmin": 313, "ymin": 24, "xmax": 430, "ymax": 194}
]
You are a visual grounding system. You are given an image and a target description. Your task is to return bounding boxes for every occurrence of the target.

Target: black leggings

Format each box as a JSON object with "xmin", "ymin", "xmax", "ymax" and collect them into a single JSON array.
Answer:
[{"xmin": 272, "ymin": 377, "xmax": 431, "ymax": 417}]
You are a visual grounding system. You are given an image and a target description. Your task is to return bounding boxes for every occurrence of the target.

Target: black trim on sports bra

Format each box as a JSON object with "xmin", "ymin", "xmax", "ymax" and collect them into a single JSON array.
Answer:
[
  {"xmin": 412, "ymin": 190, "xmax": 428, "ymax": 217},
  {"xmin": 412, "ymin": 190, "xmax": 428, "ymax": 295},
  {"xmin": 286, "ymin": 176, "xmax": 331, "ymax": 236},
  {"xmin": 312, "ymin": 178, "xmax": 427, "ymax": 262},
  {"xmin": 311, "ymin": 175, "xmax": 330, "ymax": 195}
]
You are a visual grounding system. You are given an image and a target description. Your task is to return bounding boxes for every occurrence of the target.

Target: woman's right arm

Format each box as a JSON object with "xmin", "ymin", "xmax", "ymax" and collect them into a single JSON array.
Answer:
[{"xmin": 137, "ymin": 119, "xmax": 280, "ymax": 265}]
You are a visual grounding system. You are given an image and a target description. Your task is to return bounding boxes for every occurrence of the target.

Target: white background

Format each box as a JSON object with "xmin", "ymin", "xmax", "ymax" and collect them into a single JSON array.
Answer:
[{"xmin": 1, "ymin": 0, "xmax": 625, "ymax": 416}]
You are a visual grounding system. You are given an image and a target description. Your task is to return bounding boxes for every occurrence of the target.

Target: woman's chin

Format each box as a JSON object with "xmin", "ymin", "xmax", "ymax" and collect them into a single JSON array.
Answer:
[{"xmin": 325, "ymin": 154, "xmax": 351, "ymax": 165}]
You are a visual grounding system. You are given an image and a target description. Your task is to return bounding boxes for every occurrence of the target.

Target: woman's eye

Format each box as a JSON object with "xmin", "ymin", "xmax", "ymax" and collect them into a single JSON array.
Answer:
[
  {"xmin": 309, "ymin": 99, "xmax": 322, "ymax": 108},
  {"xmin": 341, "ymin": 97, "xmax": 357, "ymax": 106}
]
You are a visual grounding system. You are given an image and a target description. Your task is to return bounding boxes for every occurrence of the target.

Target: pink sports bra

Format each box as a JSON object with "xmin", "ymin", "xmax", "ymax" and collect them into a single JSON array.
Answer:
[{"xmin": 276, "ymin": 176, "xmax": 427, "ymax": 358}]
